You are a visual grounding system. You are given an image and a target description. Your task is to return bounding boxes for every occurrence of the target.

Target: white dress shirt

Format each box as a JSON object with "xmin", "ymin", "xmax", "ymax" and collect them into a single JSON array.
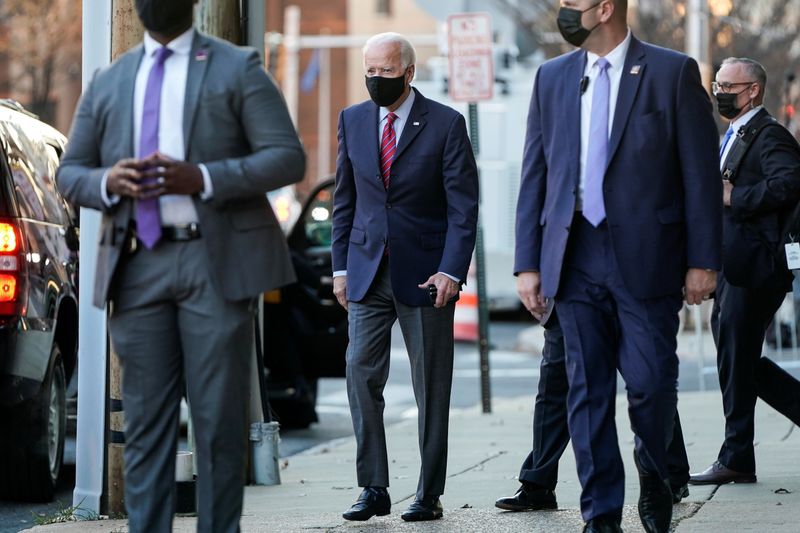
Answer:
[
  {"xmin": 102, "ymin": 27, "xmax": 212, "ymax": 224},
  {"xmin": 720, "ymin": 105, "xmax": 764, "ymax": 170},
  {"xmin": 577, "ymin": 30, "xmax": 632, "ymax": 209},
  {"xmin": 377, "ymin": 88, "xmax": 415, "ymax": 147}
]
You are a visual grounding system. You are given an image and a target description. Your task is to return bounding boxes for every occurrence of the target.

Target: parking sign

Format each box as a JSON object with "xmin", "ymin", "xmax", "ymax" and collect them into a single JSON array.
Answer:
[{"xmin": 447, "ymin": 13, "xmax": 494, "ymax": 102}]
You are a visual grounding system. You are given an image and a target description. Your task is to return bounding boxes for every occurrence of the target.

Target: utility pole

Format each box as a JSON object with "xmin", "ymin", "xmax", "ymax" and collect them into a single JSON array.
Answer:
[
  {"xmin": 196, "ymin": 0, "xmax": 241, "ymax": 45},
  {"xmin": 105, "ymin": 0, "xmax": 143, "ymax": 517}
]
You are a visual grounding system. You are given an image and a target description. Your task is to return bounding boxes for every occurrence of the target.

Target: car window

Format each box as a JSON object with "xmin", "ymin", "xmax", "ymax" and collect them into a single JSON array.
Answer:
[
  {"xmin": 1, "ymin": 121, "xmax": 64, "ymax": 224},
  {"xmin": 303, "ymin": 184, "xmax": 333, "ymax": 247}
]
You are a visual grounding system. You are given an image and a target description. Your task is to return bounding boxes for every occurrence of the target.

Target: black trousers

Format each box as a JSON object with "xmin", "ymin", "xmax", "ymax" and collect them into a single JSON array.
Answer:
[
  {"xmin": 711, "ymin": 272, "xmax": 800, "ymax": 473},
  {"xmin": 517, "ymin": 312, "xmax": 690, "ymax": 491}
]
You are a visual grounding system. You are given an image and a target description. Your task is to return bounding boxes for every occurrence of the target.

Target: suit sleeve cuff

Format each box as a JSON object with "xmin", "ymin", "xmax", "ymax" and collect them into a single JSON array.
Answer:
[
  {"xmin": 439, "ymin": 271, "xmax": 460, "ymax": 283},
  {"xmin": 199, "ymin": 163, "xmax": 213, "ymax": 201},
  {"xmin": 100, "ymin": 169, "xmax": 121, "ymax": 207}
]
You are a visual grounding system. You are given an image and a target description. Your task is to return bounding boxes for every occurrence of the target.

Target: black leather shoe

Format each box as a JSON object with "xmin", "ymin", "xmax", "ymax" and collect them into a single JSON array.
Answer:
[
  {"xmin": 634, "ymin": 453, "xmax": 672, "ymax": 533},
  {"xmin": 401, "ymin": 495, "xmax": 443, "ymax": 521},
  {"xmin": 688, "ymin": 461, "xmax": 756, "ymax": 485},
  {"xmin": 583, "ymin": 514, "xmax": 623, "ymax": 533},
  {"xmin": 342, "ymin": 487, "xmax": 391, "ymax": 521},
  {"xmin": 671, "ymin": 483, "xmax": 689, "ymax": 504},
  {"xmin": 495, "ymin": 482, "xmax": 558, "ymax": 511}
]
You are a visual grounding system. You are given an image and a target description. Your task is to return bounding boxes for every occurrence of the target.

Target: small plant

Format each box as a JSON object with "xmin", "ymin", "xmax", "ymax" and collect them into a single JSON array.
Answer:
[{"xmin": 32, "ymin": 499, "xmax": 100, "ymax": 525}]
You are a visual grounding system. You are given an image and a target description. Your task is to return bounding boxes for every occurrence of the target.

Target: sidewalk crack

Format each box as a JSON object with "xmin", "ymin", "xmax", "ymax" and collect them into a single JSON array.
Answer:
[
  {"xmin": 447, "ymin": 450, "xmax": 508, "ymax": 478},
  {"xmin": 671, "ymin": 485, "xmax": 720, "ymax": 531}
]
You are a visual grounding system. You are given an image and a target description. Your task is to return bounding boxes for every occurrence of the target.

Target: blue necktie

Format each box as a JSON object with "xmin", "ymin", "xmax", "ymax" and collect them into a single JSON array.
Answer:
[
  {"xmin": 136, "ymin": 46, "xmax": 173, "ymax": 249},
  {"xmin": 583, "ymin": 58, "xmax": 610, "ymax": 227},
  {"xmin": 719, "ymin": 126, "xmax": 734, "ymax": 160}
]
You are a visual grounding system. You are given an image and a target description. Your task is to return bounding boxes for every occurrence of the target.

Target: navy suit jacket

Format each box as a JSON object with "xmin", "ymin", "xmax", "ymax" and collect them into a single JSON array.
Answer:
[
  {"xmin": 332, "ymin": 88, "xmax": 479, "ymax": 307},
  {"xmin": 515, "ymin": 36, "xmax": 723, "ymax": 299},
  {"xmin": 722, "ymin": 108, "xmax": 800, "ymax": 289}
]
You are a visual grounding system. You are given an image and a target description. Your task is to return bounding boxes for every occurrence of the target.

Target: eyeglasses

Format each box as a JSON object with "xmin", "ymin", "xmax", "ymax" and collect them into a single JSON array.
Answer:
[{"xmin": 712, "ymin": 81, "xmax": 756, "ymax": 95}]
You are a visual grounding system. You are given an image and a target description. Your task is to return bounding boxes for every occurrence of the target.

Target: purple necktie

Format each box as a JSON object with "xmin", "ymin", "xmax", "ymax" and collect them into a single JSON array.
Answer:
[
  {"xmin": 583, "ymin": 58, "xmax": 610, "ymax": 227},
  {"xmin": 136, "ymin": 46, "xmax": 173, "ymax": 249}
]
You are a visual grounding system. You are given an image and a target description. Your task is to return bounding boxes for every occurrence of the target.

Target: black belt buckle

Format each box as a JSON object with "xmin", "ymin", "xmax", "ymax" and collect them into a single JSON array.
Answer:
[{"xmin": 162, "ymin": 222, "xmax": 201, "ymax": 241}]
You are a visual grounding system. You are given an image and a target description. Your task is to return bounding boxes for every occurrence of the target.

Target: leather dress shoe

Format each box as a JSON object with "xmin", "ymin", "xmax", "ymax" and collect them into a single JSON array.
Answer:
[
  {"xmin": 671, "ymin": 483, "xmax": 689, "ymax": 504},
  {"xmin": 401, "ymin": 495, "xmax": 443, "ymax": 521},
  {"xmin": 688, "ymin": 461, "xmax": 756, "ymax": 485},
  {"xmin": 634, "ymin": 453, "xmax": 672, "ymax": 533},
  {"xmin": 495, "ymin": 482, "xmax": 558, "ymax": 511},
  {"xmin": 342, "ymin": 487, "xmax": 391, "ymax": 521},
  {"xmin": 583, "ymin": 514, "xmax": 623, "ymax": 533}
]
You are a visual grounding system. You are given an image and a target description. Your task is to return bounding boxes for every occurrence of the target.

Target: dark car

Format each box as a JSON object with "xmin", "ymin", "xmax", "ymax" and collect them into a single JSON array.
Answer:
[
  {"xmin": 0, "ymin": 100, "xmax": 79, "ymax": 502},
  {"xmin": 263, "ymin": 177, "xmax": 348, "ymax": 428}
]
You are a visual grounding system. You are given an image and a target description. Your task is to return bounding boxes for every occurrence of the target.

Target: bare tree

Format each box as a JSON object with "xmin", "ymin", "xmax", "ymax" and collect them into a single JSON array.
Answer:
[{"xmin": 0, "ymin": 0, "xmax": 81, "ymax": 122}]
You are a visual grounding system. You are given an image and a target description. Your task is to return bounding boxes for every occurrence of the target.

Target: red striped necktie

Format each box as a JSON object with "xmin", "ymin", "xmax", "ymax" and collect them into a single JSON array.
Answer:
[{"xmin": 379, "ymin": 112, "xmax": 398, "ymax": 189}]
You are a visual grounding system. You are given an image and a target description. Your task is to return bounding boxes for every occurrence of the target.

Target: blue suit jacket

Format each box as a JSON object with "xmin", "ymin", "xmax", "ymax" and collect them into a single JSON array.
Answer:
[
  {"xmin": 332, "ymin": 88, "xmax": 479, "ymax": 307},
  {"xmin": 515, "ymin": 36, "xmax": 723, "ymax": 299}
]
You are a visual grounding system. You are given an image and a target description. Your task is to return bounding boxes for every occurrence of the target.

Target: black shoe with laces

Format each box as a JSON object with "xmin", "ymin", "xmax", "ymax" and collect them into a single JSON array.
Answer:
[
  {"xmin": 342, "ymin": 487, "xmax": 391, "ymax": 521},
  {"xmin": 495, "ymin": 482, "xmax": 558, "ymax": 511}
]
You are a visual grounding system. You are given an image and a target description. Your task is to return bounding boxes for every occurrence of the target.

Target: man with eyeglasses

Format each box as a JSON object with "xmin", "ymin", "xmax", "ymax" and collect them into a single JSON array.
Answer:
[{"xmin": 689, "ymin": 57, "xmax": 800, "ymax": 485}]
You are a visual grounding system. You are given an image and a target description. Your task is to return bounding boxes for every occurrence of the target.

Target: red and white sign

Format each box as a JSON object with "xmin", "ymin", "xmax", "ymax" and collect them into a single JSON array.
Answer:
[{"xmin": 447, "ymin": 13, "xmax": 494, "ymax": 102}]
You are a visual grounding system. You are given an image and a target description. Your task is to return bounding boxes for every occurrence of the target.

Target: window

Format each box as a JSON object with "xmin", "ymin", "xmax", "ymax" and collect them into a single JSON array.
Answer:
[{"xmin": 376, "ymin": 0, "xmax": 391, "ymax": 16}]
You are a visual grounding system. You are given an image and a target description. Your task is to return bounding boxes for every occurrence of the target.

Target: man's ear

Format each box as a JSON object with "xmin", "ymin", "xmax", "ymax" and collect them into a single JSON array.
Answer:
[{"xmin": 406, "ymin": 64, "xmax": 416, "ymax": 84}]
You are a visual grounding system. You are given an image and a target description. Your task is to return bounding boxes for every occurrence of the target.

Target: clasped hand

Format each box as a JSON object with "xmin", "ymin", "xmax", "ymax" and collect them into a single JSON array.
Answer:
[{"xmin": 106, "ymin": 152, "xmax": 203, "ymax": 199}]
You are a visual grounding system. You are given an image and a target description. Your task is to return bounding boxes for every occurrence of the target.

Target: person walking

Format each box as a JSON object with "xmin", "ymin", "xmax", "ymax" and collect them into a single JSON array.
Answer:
[
  {"xmin": 331, "ymin": 32, "xmax": 479, "ymax": 523},
  {"xmin": 513, "ymin": 1, "xmax": 721, "ymax": 531},
  {"xmin": 690, "ymin": 57, "xmax": 800, "ymax": 486}
]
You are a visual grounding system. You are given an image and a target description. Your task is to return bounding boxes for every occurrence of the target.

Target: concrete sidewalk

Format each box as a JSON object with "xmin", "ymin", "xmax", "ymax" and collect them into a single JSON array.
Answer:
[{"xmin": 27, "ymin": 390, "xmax": 799, "ymax": 532}]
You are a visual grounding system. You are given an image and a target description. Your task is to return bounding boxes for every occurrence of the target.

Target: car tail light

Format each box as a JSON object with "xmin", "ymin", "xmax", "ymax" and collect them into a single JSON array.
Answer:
[{"xmin": 0, "ymin": 220, "xmax": 26, "ymax": 317}]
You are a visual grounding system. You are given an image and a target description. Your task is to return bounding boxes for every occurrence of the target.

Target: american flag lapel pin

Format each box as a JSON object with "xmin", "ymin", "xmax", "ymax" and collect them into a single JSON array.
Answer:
[
  {"xmin": 630, "ymin": 65, "xmax": 641, "ymax": 75},
  {"xmin": 195, "ymin": 49, "xmax": 208, "ymax": 61}
]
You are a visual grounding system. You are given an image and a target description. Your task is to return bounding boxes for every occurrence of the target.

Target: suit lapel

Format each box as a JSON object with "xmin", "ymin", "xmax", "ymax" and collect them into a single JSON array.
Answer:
[
  {"xmin": 564, "ymin": 50, "xmax": 586, "ymax": 187},
  {"xmin": 606, "ymin": 37, "xmax": 646, "ymax": 170},
  {"xmin": 183, "ymin": 32, "xmax": 211, "ymax": 155},
  {"xmin": 119, "ymin": 45, "xmax": 145, "ymax": 157},
  {"xmin": 393, "ymin": 88, "xmax": 428, "ymax": 162}
]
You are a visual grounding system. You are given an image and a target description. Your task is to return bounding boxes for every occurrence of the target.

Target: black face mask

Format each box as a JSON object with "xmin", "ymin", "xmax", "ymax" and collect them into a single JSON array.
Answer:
[
  {"xmin": 136, "ymin": 0, "xmax": 194, "ymax": 33},
  {"xmin": 715, "ymin": 87, "xmax": 750, "ymax": 120},
  {"xmin": 557, "ymin": 2, "xmax": 603, "ymax": 48},
  {"xmin": 365, "ymin": 73, "xmax": 407, "ymax": 107}
]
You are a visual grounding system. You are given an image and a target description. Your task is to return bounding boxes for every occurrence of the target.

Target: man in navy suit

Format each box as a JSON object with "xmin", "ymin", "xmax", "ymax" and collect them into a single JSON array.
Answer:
[
  {"xmin": 689, "ymin": 58, "xmax": 800, "ymax": 486},
  {"xmin": 514, "ymin": 1, "xmax": 721, "ymax": 532},
  {"xmin": 331, "ymin": 32, "xmax": 479, "ymax": 522}
]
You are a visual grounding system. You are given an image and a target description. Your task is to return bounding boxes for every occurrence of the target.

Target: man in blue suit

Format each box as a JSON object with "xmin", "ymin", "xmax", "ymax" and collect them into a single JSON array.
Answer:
[
  {"xmin": 515, "ymin": 1, "xmax": 722, "ymax": 532},
  {"xmin": 331, "ymin": 32, "xmax": 479, "ymax": 522}
]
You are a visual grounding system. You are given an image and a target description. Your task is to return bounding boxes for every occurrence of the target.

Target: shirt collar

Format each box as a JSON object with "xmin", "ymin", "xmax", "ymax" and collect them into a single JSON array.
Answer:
[
  {"xmin": 143, "ymin": 27, "xmax": 195, "ymax": 58},
  {"xmin": 586, "ymin": 29, "xmax": 632, "ymax": 73},
  {"xmin": 730, "ymin": 105, "xmax": 764, "ymax": 134},
  {"xmin": 380, "ymin": 88, "xmax": 416, "ymax": 124}
]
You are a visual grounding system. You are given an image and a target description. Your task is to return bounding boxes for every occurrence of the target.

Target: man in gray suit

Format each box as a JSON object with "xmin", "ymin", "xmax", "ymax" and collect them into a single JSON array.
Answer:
[{"xmin": 56, "ymin": 1, "xmax": 304, "ymax": 531}]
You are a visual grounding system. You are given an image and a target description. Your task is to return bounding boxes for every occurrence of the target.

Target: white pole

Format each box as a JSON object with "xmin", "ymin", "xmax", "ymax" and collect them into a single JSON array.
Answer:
[
  {"xmin": 686, "ymin": 0, "xmax": 711, "ymax": 88},
  {"xmin": 317, "ymin": 38, "xmax": 331, "ymax": 178},
  {"xmin": 283, "ymin": 5, "xmax": 301, "ymax": 128},
  {"xmin": 73, "ymin": 2, "xmax": 112, "ymax": 518}
]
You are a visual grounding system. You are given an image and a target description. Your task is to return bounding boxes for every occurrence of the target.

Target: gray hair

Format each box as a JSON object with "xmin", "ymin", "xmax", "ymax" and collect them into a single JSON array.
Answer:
[
  {"xmin": 721, "ymin": 57, "xmax": 767, "ymax": 90},
  {"xmin": 363, "ymin": 32, "xmax": 417, "ymax": 68}
]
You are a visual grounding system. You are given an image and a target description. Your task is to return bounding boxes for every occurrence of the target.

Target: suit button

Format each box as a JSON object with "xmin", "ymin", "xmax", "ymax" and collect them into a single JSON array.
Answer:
[
  {"xmin": 385, "ymin": 203, "xmax": 392, "ymax": 209},
  {"xmin": 572, "ymin": 187, "xmax": 577, "ymax": 195}
]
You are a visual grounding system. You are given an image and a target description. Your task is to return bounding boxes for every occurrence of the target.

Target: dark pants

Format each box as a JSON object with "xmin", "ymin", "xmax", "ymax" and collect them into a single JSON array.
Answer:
[
  {"xmin": 517, "ymin": 314, "xmax": 690, "ymax": 492},
  {"xmin": 711, "ymin": 272, "xmax": 800, "ymax": 473},
  {"xmin": 555, "ymin": 218, "xmax": 683, "ymax": 521}
]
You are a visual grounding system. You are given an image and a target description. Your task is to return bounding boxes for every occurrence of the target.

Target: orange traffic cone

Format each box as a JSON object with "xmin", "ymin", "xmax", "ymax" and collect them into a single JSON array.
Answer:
[{"xmin": 453, "ymin": 261, "xmax": 479, "ymax": 342}]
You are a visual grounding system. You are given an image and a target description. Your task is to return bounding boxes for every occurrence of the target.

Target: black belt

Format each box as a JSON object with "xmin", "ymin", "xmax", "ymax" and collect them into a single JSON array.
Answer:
[
  {"xmin": 125, "ymin": 223, "xmax": 202, "ymax": 254},
  {"xmin": 161, "ymin": 223, "xmax": 201, "ymax": 241}
]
